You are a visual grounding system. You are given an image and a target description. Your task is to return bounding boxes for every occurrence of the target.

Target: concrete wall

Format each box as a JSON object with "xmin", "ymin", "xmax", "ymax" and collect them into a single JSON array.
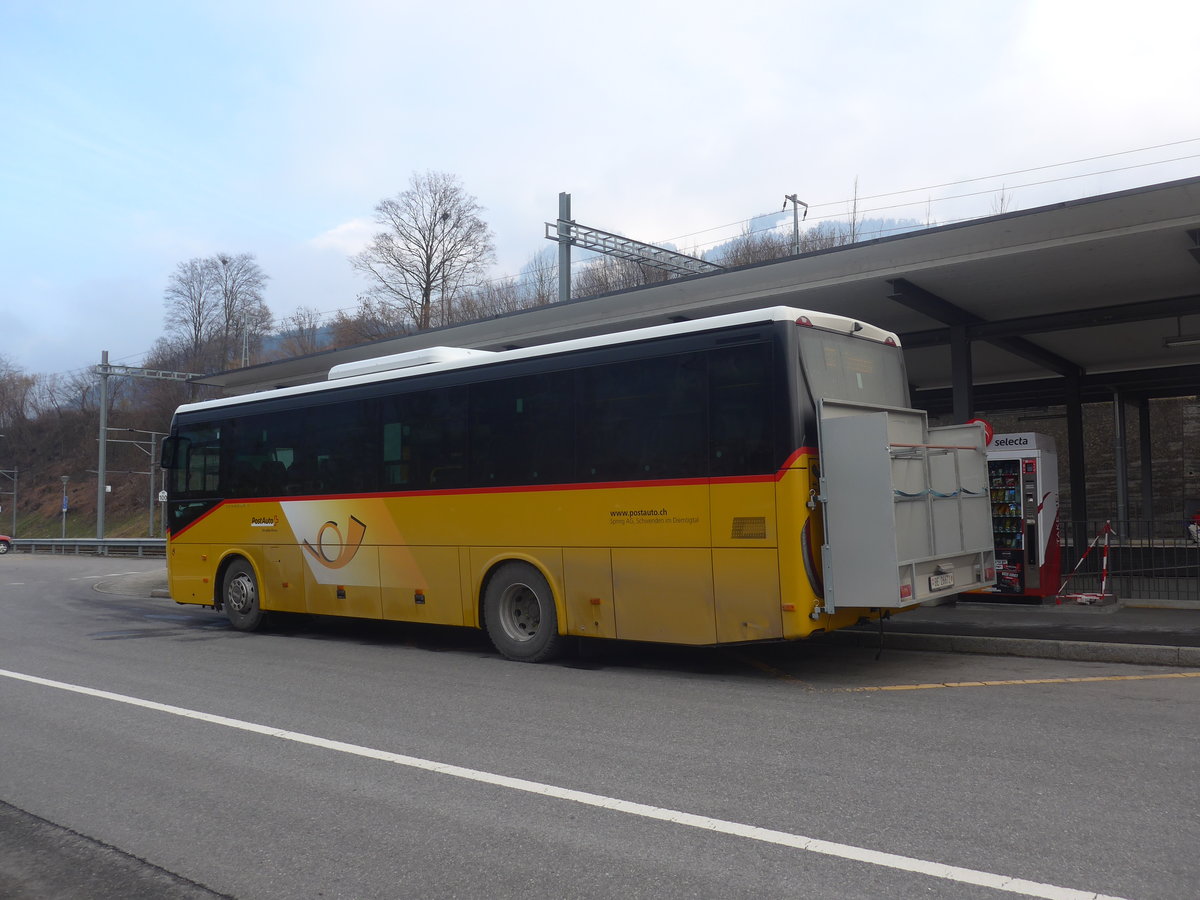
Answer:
[{"xmin": 934, "ymin": 396, "xmax": 1199, "ymax": 525}]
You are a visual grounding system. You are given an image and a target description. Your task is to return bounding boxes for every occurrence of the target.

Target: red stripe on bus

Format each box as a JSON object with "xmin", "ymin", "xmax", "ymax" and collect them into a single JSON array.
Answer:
[{"xmin": 169, "ymin": 447, "xmax": 820, "ymax": 539}]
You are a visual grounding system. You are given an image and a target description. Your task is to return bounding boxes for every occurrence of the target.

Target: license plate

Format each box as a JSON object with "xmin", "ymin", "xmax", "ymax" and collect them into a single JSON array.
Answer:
[{"xmin": 929, "ymin": 571, "xmax": 955, "ymax": 591}]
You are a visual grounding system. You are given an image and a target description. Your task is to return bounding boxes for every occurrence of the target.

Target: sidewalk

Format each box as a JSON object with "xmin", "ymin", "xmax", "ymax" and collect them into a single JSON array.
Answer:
[
  {"xmin": 92, "ymin": 568, "xmax": 171, "ymax": 600},
  {"xmin": 837, "ymin": 598, "xmax": 1200, "ymax": 666}
]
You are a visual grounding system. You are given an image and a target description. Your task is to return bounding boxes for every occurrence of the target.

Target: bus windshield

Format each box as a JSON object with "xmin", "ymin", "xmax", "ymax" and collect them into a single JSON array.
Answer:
[{"xmin": 795, "ymin": 327, "xmax": 908, "ymax": 409}]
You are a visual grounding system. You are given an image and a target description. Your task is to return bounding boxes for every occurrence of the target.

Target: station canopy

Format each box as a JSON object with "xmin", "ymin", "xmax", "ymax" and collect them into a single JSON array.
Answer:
[{"xmin": 200, "ymin": 176, "xmax": 1200, "ymax": 413}]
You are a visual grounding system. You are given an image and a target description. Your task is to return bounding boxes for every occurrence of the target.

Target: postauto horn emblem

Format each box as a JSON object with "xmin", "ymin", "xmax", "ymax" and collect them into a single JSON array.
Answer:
[{"xmin": 302, "ymin": 516, "xmax": 367, "ymax": 570}]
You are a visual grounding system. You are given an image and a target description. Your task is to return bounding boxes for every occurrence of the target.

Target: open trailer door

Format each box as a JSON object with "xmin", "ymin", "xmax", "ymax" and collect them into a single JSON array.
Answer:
[{"xmin": 817, "ymin": 399, "xmax": 995, "ymax": 613}]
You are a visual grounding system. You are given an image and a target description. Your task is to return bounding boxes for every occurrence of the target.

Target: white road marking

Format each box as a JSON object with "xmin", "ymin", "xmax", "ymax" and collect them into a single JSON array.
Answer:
[
  {"xmin": 69, "ymin": 572, "xmax": 148, "ymax": 581},
  {"xmin": 0, "ymin": 666, "xmax": 1128, "ymax": 900}
]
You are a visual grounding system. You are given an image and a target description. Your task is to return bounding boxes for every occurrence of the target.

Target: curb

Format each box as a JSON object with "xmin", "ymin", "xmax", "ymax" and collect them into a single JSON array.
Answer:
[{"xmin": 831, "ymin": 630, "xmax": 1200, "ymax": 668}]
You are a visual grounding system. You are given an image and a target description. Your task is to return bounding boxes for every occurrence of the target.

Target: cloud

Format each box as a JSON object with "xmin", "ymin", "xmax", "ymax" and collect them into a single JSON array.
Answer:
[
  {"xmin": 4, "ymin": 0, "xmax": 1198, "ymax": 378},
  {"xmin": 309, "ymin": 219, "xmax": 374, "ymax": 255}
]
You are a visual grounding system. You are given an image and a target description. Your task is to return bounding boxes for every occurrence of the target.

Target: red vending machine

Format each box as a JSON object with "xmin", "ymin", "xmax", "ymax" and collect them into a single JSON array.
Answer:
[{"xmin": 983, "ymin": 432, "xmax": 1061, "ymax": 600}]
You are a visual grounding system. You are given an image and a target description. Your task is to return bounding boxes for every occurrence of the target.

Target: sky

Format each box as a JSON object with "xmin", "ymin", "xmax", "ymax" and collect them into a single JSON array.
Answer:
[{"xmin": 2, "ymin": 0, "xmax": 1199, "ymax": 378}]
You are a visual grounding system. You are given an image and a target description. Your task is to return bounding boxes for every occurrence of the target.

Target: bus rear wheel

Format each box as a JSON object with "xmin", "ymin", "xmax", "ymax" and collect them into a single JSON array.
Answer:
[
  {"xmin": 222, "ymin": 559, "xmax": 266, "ymax": 631},
  {"xmin": 483, "ymin": 562, "xmax": 565, "ymax": 663}
]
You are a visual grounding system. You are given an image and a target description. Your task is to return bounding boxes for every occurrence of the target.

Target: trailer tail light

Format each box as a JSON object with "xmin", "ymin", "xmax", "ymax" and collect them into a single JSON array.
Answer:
[{"xmin": 796, "ymin": 316, "xmax": 814, "ymax": 327}]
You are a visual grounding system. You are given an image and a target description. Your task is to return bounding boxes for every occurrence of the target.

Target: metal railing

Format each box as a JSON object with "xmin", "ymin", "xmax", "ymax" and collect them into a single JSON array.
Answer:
[
  {"xmin": 11, "ymin": 538, "xmax": 165, "ymax": 558},
  {"xmin": 1062, "ymin": 519, "xmax": 1199, "ymax": 603}
]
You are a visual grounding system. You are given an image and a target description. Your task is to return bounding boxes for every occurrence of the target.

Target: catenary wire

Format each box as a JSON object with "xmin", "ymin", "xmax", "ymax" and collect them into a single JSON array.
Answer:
[{"xmin": 34, "ymin": 139, "xmax": 1200, "ymax": 381}]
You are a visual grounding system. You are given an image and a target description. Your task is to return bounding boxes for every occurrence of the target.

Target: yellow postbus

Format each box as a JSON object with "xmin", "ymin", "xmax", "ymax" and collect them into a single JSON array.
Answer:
[{"xmin": 161, "ymin": 307, "xmax": 995, "ymax": 661}]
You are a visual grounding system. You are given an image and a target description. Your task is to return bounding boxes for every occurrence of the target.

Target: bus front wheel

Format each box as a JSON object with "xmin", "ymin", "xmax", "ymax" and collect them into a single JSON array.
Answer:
[
  {"xmin": 483, "ymin": 562, "xmax": 565, "ymax": 663},
  {"xmin": 222, "ymin": 559, "xmax": 266, "ymax": 631}
]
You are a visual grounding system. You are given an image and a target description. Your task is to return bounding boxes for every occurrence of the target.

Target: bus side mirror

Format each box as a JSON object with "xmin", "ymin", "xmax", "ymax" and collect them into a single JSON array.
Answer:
[{"xmin": 161, "ymin": 436, "xmax": 186, "ymax": 470}]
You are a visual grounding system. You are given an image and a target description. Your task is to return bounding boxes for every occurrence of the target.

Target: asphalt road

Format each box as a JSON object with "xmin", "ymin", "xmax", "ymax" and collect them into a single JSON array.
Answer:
[{"xmin": 1, "ymin": 554, "xmax": 1197, "ymax": 900}]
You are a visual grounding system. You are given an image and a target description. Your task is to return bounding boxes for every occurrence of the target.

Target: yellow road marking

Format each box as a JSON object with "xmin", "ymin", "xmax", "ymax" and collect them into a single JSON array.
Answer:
[
  {"xmin": 846, "ymin": 671, "xmax": 1200, "ymax": 692},
  {"xmin": 726, "ymin": 650, "xmax": 1200, "ymax": 693}
]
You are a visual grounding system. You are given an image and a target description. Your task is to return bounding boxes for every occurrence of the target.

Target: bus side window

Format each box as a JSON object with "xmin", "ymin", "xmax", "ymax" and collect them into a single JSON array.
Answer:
[
  {"xmin": 646, "ymin": 353, "xmax": 705, "ymax": 478},
  {"xmin": 710, "ymin": 343, "xmax": 774, "ymax": 476},
  {"xmin": 575, "ymin": 363, "xmax": 638, "ymax": 481},
  {"xmin": 191, "ymin": 445, "xmax": 221, "ymax": 494},
  {"xmin": 470, "ymin": 375, "xmax": 571, "ymax": 486},
  {"xmin": 306, "ymin": 400, "xmax": 380, "ymax": 494},
  {"xmin": 382, "ymin": 420, "xmax": 409, "ymax": 487},
  {"xmin": 383, "ymin": 387, "xmax": 467, "ymax": 490},
  {"xmin": 226, "ymin": 413, "xmax": 300, "ymax": 498},
  {"xmin": 576, "ymin": 352, "xmax": 705, "ymax": 482}
]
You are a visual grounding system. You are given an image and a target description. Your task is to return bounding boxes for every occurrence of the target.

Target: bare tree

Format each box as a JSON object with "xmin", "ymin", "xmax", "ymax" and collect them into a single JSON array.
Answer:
[
  {"xmin": 571, "ymin": 256, "xmax": 671, "ymax": 298},
  {"xmin": 804, "ymin": 220, "xmax": 855, "ymax": 251},
  {"xmin": 846, "ymin": 176, "xmax": 862, "ymax": 244},
  {"xmin": 162, "ymin": 254, "xmax": 271, "ymax": 371},
  {"xmin": 0, "ymin": 356, "xmax": 35, "ymax": 443},
  {"xmin": 720, "ymin": 226, "xmax": 793, "ymax": 267},
  {"xmin": 138, "ymin": 336, "xmax": 218, "ymax": 413},
  {"xmin": 519, "ymin": 249, "xmax": 558, "ymax": 307},
  {"xmin": 328, "ymin": 297, "xmax": 410, "ymax": 349},
  {"xmin": 163, "ymin": 258, "xmax": 218, "ymax": 358},
  {"xmin": 452, "ymin": 278, "xmax": 528, "ymax": 323},
  {"xmin": 277, "ymin": 306, "xmax": 327, "ymax": 357},
  {"xmin": 990, "ymin": 185, "xmax": 1015, "ymax": 215},
  {"xmin": 351, "ymin": 171, "xmax": 496, "ymax": 331},
  {"xmin": 211, "ymin": 253, "xmax": 271, "ymax": 368}
]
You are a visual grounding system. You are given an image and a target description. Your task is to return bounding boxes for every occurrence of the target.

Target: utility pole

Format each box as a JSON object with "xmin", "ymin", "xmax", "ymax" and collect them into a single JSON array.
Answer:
[
  {"xmin": 106, "ymin": 428, "xmax": 166, "ymax": 536},
  {"xmin": 0, "ymin": 434, "xmax": 13, "ymax": 537},
  {"xmin": 0, "ymin": 464, "xmax": 15, "ymax": 538},
  {"xmin": 96, "ymin": 352, "xmax": 108, "ymax": 541},
  {"xmin": 783, "ymin": 194, "xmax": 809, "ymax": 256},
  {"xmin": 557, "ymin": 192, "xmax": 572, "ymax": 304},
  {"xmin": 93, "ymin": 353, "xmax": 202, "ymax": 546},
  {"xmin": 545, "ymin": 196, "xmax": 722, "ymax": 291}
]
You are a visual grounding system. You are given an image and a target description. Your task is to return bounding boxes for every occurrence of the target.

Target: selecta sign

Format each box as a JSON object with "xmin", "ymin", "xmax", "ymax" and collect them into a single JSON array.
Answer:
[{"xmin": 989, "ymin": 432, "xmax": 1055, "ymax": 451}]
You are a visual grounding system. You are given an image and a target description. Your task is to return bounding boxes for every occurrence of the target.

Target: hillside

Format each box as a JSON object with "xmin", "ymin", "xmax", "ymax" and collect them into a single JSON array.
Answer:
[{"xmin": 2, "ymin": 405, "xmax": 170, "ymax": 540}]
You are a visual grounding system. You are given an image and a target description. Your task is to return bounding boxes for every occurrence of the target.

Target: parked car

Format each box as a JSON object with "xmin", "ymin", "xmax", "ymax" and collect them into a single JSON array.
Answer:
[{"xmin": 0, "ymin": 535, "xmax": 11, "ymax": 554}]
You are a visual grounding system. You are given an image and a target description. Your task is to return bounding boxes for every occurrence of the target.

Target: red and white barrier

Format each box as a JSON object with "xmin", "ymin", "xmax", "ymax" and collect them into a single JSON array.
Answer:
[{"xmin": 1056, "ymin": 520, "xmax": 1115, "ymax": 605}]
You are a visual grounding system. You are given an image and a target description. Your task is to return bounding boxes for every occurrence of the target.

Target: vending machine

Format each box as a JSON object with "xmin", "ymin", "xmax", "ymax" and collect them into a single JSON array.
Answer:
[{"xmin": 982, "ymin": 432, "xmax": 1060, "ymax": 600}]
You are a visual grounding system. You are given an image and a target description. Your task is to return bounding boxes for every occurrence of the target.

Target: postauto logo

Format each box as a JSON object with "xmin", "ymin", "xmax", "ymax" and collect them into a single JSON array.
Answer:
[{"xmin": 302, "ymin": 516, "xmax": 367, "ymax": 570}]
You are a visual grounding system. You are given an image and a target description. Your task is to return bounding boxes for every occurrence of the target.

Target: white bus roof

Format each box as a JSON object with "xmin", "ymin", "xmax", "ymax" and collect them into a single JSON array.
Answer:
[{"xmin": 173, "ymin": 306, "xmax": 900, "ymax": 416}]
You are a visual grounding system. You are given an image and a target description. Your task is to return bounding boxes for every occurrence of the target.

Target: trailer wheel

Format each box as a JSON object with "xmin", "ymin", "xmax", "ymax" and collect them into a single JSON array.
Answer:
[
  {"xmin": 222, "ymin": 559, "xmax": 266, "ymax": 631},
  {"xmin": 483, "ymin": 562, "xmax": 565, "ymax": 662}
]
